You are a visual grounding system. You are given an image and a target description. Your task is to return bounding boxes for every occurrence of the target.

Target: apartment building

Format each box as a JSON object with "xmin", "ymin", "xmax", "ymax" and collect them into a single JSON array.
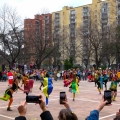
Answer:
[
  {"xmin": 52, "ymin": 0, "xmax": 118, "ymax": 67},
  {"xmin": 24, "ymin": 14, "xmax": 52, "ymax": 64}
]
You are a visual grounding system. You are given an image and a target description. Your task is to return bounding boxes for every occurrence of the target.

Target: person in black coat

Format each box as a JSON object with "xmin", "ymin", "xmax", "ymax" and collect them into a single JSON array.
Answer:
[{"xmin": 15, "ymin": 95, "xmax": 53, "ymax": 120}]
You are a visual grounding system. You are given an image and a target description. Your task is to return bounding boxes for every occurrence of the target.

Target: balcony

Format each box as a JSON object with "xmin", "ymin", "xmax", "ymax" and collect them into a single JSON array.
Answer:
[
  {"xmin": 83, "ymin": 23, "xmax": 89, "ymax": 27},
  {"xmin": 101, "ymin": 13, "xmax": 108, "ymax": 18},
  {"xmin": 44, "ymin": 17, "xmax": 49, "ymax": 20},
  {"xmin": 118, "ymin": 5, "xmax": 120, "ymax": 12},
  {"xmin": 55, "ymin": 19, "xmax": 60, "ymax": 22},
  {"xmin": 101, "ymin": 19, "xmax": 108, "ymax": 23},
  {"xmin": 55, "ymin": 15, "xmax": 60, "ymax": 19},
  {"xmin": 70, "ymin": 33, "xmax": 75, "ymax": 37},
  {"xmin": 70, "ymin": 11, "xmax": 75, "ymax": 15},
  {"xmin": 83, "ymin": 16, "xmax": 89, "ymax": 20},
  {"xmin": 55, "ymin": 13, "xmax": 60, "ymax": 18},
  {"xmin": 82, "ymin": 13, "xmax": 90, "ymax": 17},
  {"xmin": 45, "ymin": 25, "xmax": 49, "ymax": 28},
  {"xmin": 70, "ymin": 14, "xmax": 76, "ymax": 17},
  {"xmin": 69, "ymin": 25, "xmax": 75, "ymax": 29},
  {"xmin": 54, "ymin": 23, "xmax": 60, "ymax": 27},
  {"xmin": 69, "ymin": 23, "xmax": 76, "ymax": 26},
  {"xmin": 101, "ymin": 3, "xmax": 108, "ymax": 7},
  {"xmin": 70, "ymin": 28, "xmax": 75, "ymax": 32},
  {"xmin": 70, "ymin": 20, "xmax": 76, "ymax": 24},
  {"xmin": 117, "ymin": 0, "xmax": 120, "ymax": 3},
  {"xmin": 70, "ymin": 16, "xmax": 76, "ymax": 19},
  {"xmin": 83, "ymin": 7, "xmax": 89, "ymax": 12},
  {"xmin": 83, "ymin": 20, "xmax": 89, "ymax": 24}
]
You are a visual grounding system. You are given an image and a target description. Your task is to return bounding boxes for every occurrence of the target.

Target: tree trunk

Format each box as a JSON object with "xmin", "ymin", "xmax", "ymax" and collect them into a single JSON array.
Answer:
[{"xmin": 9, "ymin": 61, "xmax": 15, "ymax": 70}]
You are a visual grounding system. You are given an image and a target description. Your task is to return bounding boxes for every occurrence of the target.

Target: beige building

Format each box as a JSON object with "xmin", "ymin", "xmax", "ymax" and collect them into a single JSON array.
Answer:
[{"xmin": 52, "ymin": 0, "xmax": 119, "ymax": 67}]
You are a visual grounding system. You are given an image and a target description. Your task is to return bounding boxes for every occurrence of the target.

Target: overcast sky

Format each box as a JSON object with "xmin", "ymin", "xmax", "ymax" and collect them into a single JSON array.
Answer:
[{"xmin": 0, "ymin": 0, "xmax": 92, "ymax": 19}]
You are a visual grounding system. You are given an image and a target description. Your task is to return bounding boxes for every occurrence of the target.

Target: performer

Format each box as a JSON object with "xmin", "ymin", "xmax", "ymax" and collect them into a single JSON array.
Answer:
[
  {"xmin": 94, "ymin": 71, "xmax": 99, "ymax": 87},
  {"xmin": 21, "ymin": 73, "xmax": 34, "ymax": 95},
  {"xmin": 70, "ymin": 72, "xmax": 79, "ymax": 101},
  {"xmin": 103, "ymin": 73, "xmax": 108, "ymax": 90},
  {"xmin": 7, "ymin": 70, "xmax": 14, "ymax": 87},
  {"xmin": 63, "ymin": 71, "xmax": 71, "ymax": 87},
  {"xmin": 117, "ymin": 70, "xmax": 120, "ymax": 86},
  {"xmin": 109, "ymin": 74, "xmax": 119, "ymax": 101},
  {"xmin": 39, "ymin": 73, "xmax": 53, "ymax": 106},
  {"xmin": 15, "ymin": 69, "xmax": 22, "ymax": 83},
  {"xmin": 0, "ymin": 78, "xmax": 27, "ymax": 111},
  {"xmin": 96, "ymin": 73, "xmax": 103, "ymax": 94}
]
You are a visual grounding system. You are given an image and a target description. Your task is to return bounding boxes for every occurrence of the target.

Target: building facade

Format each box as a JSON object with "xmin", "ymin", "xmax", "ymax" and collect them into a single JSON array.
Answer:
[
  {"xmin": 24, "ymin": 14, "xmax": 52, "ymax": 65},
  {"xmin": 52, "ymin": 0, "xmax": 118, "ymax": 68},
  {"xmin": 24, "ymin": 0, "xmax": 120, "ymax": 68}
]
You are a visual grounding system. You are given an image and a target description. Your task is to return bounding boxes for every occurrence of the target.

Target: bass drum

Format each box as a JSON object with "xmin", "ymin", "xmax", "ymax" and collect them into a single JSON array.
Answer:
[{"xmin": 57, "ymin": 73, "xmax": 60, "ymax": 78}]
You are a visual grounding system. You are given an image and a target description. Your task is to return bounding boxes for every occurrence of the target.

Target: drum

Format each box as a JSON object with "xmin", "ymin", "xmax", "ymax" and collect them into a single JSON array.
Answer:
[{"xmin": 57, "ymin": 73, "xmax": 60, "ymax": 78}]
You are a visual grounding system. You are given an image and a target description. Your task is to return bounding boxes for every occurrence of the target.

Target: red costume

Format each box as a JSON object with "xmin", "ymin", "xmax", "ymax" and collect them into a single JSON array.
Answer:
[{"xmin": 7, "ymin": 71, "xmax": 13, "ymax": 85}]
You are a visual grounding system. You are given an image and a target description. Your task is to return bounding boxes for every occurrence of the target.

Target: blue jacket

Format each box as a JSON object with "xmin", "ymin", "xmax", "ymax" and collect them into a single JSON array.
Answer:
[{"xmin": 87, "ymin": 110, "xmax": 99, "ymax": 120}]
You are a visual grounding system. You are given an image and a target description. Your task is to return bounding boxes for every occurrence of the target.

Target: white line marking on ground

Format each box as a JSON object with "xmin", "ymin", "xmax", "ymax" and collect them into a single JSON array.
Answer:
[
  {"xmin": 0, "ymin": 114, "xmax": 14, "ymax": 119},
  {"xmin": 99, "ymin": 113, "xmax": 116, "ymax": 119},
  {"xmin": 0, "ymin": 104, "xmax": 19, "ymax": 109},
  {"xmin": 0, "ymin": 98, "xmax": 59, "ymax": 109}
]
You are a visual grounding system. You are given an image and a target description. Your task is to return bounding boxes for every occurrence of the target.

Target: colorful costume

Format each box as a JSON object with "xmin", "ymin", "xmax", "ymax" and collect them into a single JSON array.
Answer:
[
  {"xmin": 0, "ymin": 89, "xmax": 11, "ymax": 101},
  {"xmin": 22, "ymin": 76, "xmax": 34, "ymax": 94},
  {"xmin": 7, "ymin": 71, "xmax": 14, "ymax": 86},
  {"xmin": 109, "ymin": 78, "xmax": 118, "ymax": 101},
  {"xmin": 64, "ymin": 79, "xmax": 72, "ymax": 87},
  {"xmin": 96, "ymin": 75, "xmax": 103, "ymax": 94},
  {"xmin": 0, "ymin": 82, "xmax": 22, "ymax": 111},
  {"xmin": 69, "ymin": 77, "xmax": 80, "ymax": 101},
  {"xmin": 71, "ymin": 78, "xmax": 80, "ymax": 94},
  {"xmin": 110, "ymin": 81, "xmax": 118, "ymax": 91},
  {"xmin": 42, "ymin": 77, "xmax": 53, "ymax": 105},
  {"xmin": 103, "ymin": 74, "xmax": 108, "ymax": 90}
]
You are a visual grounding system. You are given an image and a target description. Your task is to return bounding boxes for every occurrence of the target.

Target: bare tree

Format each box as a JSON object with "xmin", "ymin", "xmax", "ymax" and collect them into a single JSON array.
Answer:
[
  {"xmin": 24, "ymin": 13, "xmax": 61, "ymax": 69},
  {"xmin": 0, "ymin": 4, "xmax": 24, "ymax": 69}
]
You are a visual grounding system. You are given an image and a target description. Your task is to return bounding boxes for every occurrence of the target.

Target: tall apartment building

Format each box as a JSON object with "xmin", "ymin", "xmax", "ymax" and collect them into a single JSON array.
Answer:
[
  {"xmin": 52, "ymin": 0, "xmax": 119, "ymax": 67},
  {"xmin": 24, "ymin": 14, "xmax": 52, "ymax": 64}
]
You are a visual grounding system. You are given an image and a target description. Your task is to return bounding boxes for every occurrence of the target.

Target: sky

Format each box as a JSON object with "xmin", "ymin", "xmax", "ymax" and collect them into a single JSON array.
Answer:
[{"xmin": 0, "ymin": 0, "xmax": 92, "ymax": 19}]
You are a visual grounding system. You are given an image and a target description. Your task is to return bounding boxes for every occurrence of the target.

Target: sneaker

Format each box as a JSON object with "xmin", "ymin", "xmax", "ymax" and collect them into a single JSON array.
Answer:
[{"xmin": 7, "ymin": 107, "xmax": 12, "ymax": 111}]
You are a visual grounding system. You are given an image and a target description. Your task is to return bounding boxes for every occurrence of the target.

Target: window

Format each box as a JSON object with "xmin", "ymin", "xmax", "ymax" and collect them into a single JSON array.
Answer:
[
  {"xmin": 95, "ymin": 15, "xmax": 97, "ymax": 18},
  {"xmin": 83, "ymin": 7, "xmax": 89, "ymax": 12},
  {"xmin": 55, "ymin": 13, "xmax": 60, "ymax": 18},
  {"xmin": 70, "ymin": 10, "xmax": 75, "ymax": 14}
]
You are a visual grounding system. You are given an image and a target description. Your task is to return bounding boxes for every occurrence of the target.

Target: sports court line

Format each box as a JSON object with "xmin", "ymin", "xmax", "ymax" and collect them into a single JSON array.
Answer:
[
  {"xmin": 0, "ymin": 114, "xmax": 14, "ymax": 119},
  {"xmin": 0, "ymin": 98, "xmax": 59, "ymax": 109},
  {"xmin": 49, "ymin": 95, "xmax": 120, "ymax": 106},
  {"xmin": 67, "ymin": 97, "xmax": 120, "ymax": 106},
  {"xmin": 99, "ymin": 113, "xmax": 116, "ymax": 119},
  {"xmin": 0, "ymin": 104, "xmax": 19, "ymax": 109}
]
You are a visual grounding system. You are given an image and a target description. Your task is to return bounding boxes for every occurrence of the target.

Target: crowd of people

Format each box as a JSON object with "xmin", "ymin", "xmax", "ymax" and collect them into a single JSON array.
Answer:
[{"xmin": 1, "ymin": 67, "xmax": 120, "ymax": 119}]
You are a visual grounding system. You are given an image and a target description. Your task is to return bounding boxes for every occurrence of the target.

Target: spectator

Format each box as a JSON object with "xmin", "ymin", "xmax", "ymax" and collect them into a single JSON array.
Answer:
[
  {"xmin": 114, "ymin": 111, "xmax": 120, "ymax": 120},
  {"xmin": 86, "ymin": 96, "xmax": 110, "ymax": 120},
  {"xmin": 15, "ymin": 95, "xmax": 53, "ymax": 120},
  {"xmin": 2, "ymin": 63, "xmax": 5, "ymax": 72},
  {"xmin": 59, "ymin": 98, "xmax": 78, "ymax": 120}
]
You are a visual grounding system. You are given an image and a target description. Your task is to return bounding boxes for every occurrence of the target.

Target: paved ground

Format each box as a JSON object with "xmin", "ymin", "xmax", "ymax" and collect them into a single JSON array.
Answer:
[{"xmin": 0, "ymin": 80, "xmax": 120, "ymax": 120}]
